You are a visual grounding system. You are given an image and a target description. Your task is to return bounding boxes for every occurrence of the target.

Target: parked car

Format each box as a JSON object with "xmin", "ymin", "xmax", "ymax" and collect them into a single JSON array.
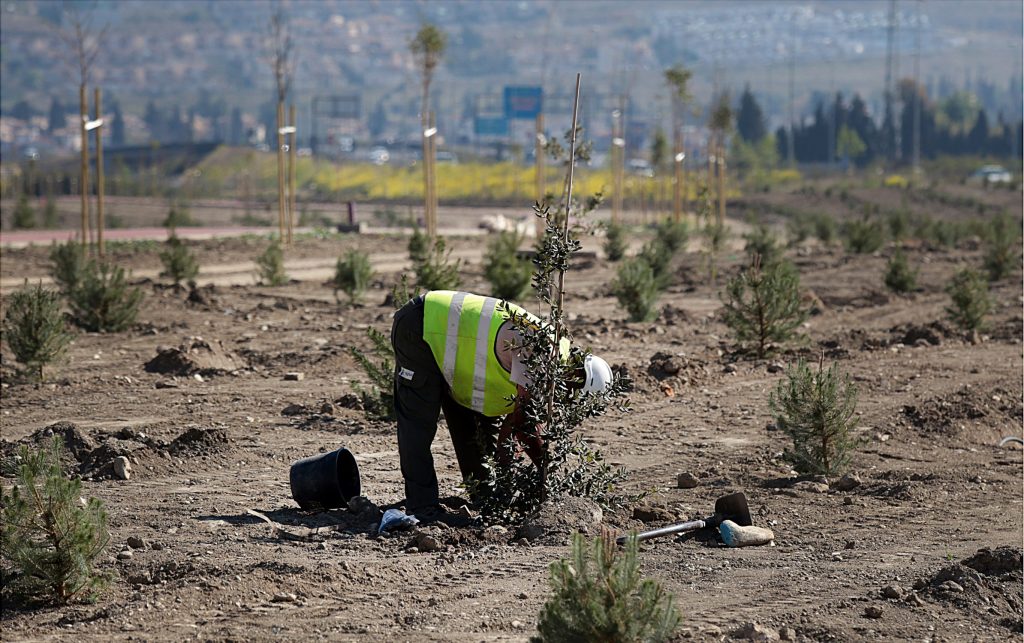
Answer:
[
  {"xmin": 435, "ymin": 150, "xmax": 459, "ymax": 164},
  {"xmin": 967, "ymin": 165, "xmax": 1013, "ymax": 186},
  {"xmin": 627, "ymin": 158, "xmax": 655, "ymax": 178},
  {"xmin": 369, "ymin": 146, "xmax": 390, "ymax": 165}
]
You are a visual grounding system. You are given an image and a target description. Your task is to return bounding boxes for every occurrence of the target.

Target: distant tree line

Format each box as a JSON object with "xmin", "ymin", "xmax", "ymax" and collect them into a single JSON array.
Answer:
[
  {"xmin": 5, "ymin": 78, "xmax": 1023, "ymax": 164},
  {"xmin": 732, "ymin": 83, "xmax": 1022, "ymax": 167}
]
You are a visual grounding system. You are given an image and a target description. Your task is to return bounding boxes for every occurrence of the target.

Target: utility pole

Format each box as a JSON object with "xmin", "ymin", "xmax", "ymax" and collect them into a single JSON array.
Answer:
[
  {"xmin": 788, "ymin": 21, "xmax": 796, "ymax": 168},
  {"xmin": 828, "ymin": 60, "xmax": 836, "ymax": 168},
  {"xmin": 884, "ymin": 0, "xmax": 896, "ymax": 165},
  {"xmin": 288, "ymin": 103, "xmax": 296, "ymax": 243},
  {"xmin": 912, "ymin": 0, "xmax": 922, "ymax": 174},
  {"xmin": 893, "ymin": 0, "xmax": 901, "ymax": 163},
  {"xmin": 93, "ymin": 87, "xmax": 105, "ymax": 258}
]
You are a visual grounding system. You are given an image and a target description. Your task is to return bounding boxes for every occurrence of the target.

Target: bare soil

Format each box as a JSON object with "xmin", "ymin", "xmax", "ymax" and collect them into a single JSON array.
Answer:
[{"xmin": 1, "ymin": 195, "xmax": 1022, "ymax": 641}]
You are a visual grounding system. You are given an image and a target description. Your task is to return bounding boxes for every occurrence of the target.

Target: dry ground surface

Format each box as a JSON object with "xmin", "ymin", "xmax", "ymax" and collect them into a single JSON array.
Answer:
[{"xmin": 1, "ymin": 189, "xmax": 1022, "ymax": 642}]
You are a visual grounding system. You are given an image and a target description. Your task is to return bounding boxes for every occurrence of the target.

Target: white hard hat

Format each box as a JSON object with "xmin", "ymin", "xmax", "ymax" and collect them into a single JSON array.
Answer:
[{"xmin": 581, "ymin": 355, "xmax": 613, "ymax": 394}]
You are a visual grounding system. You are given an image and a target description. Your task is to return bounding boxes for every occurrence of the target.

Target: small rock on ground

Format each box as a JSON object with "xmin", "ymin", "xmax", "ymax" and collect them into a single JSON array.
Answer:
[
  {"xmin": 417, "ymin": 534, "xmax": 440, "ymax": 553},
  {"xmin": 283, "ymin": 372, "xmax": 304, "ymax": 381},
  {"xmin": 676, "ymin": 472, "xmax": 699, "ymax": 489},
  {"xmin": 113, "ymin": 456, "xmax": 132, "ymax": 480},
  {"xmin": 793, "ymin": 480, "xmax": 829, "ymax": 494},
  {"xmin": 881, "ymin": 584, "xmax": 903, "ymax": 599},
  {"xmin": 864, "ymin": 605, "xmax": 884, "ymax": 619},
  {"xmin": 127, "ymin": 536, "xmax": 147, "ymax": 550},
  {"xmin": 280, "ymin": 403, "xmax": 308, "ymax": 416},
  {"xmin": 834, "ymin": 473, "xmax": 862, "ymax": 491},
  {"xmin": 939, "ymin": 580, "xmax": 964, "ymax": 593},
  {"xmin": 733, "ymin": 621, "xmax": 779, "ymax": 641}
]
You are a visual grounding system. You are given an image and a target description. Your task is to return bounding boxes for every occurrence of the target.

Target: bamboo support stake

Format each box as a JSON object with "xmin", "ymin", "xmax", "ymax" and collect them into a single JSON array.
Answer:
[
  {"xmin": 94, "ymin": 87, "xmax": 105, "ymax": 258},
  {"xmin": 79, "ymin": 83, "xmax": 91, "ymax": 250},
  {"xmin": 276, "ymin": 100, "xmax": 286, "ymax": 242},
  {"xmin": 535, "ymin": 111, "xmax": 545, "ymax": 238},
  {"xmin": 288, "ymin": 104, "xmax": 296, "ymax": 245},
  {"xmin": 542, "ymin": 73, "xmax": 582, "ymax": 503}
]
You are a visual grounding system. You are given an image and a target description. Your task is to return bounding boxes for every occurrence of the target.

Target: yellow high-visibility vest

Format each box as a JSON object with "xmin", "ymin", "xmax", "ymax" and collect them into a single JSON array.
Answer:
[{"xmin": 422, "ymin": 291, "xmax": 566, "ymax": 416}]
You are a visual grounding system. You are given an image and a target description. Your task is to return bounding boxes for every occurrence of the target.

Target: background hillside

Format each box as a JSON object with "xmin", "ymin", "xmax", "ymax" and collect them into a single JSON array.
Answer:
[{"xmin": 2, "ymin": 0, "xmax": 1021, "ymax": 154}]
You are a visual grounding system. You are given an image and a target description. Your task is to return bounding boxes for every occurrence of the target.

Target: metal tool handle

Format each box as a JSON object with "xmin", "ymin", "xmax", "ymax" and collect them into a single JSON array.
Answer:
[{"xmin": 617, "ymin": 519, "xmax": 706, "ymax": 545}]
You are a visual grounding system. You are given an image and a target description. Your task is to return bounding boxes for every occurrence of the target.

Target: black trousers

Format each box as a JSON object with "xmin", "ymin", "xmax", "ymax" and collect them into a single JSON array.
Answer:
[{"xmin": 391, "ymin": 296, "xmax": 500, "ymax": 509}]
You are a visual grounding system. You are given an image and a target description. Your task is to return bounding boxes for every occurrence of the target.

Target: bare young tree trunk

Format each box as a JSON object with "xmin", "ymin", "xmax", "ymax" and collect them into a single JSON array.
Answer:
[
  {"xmin": 94, "ymin": 87, "xmax": 105, "ymax": 258},
  {"xmin": 266, "ymin": 2, "xmax": 294, "ymax": 244},
  {"xmin": 288, "ymin": 104, "xmax": 296, "ymax": 244},
  {"xmin": 672, "ymin": 123, "xmax": 682, "ymax": 224},
  {"xmin": 428, "ymin": 111, "xmax": 438, "ymax": 237},
  {"xmin": 59, "ymin": 4, "xmax": 107, "ymax": 253},
  {"xmin": 421, "ymin": 82, "xmax": 433, "ymax": 237},
  {"xmin": 717, "ymin": 139, "xmax": 726, "ymax": 227},
  {"xmin": 276, "ymin": 100, "xmax": 286, "ymax": 241},
  {"xmin": 79, "ymin": 83, "xmax": 91, "ymax": 249}
]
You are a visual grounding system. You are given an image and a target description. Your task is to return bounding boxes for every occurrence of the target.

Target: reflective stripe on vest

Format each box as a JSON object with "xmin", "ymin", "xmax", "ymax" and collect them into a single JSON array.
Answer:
[{"xmin": 422, "ymin": 291, "xmax": 521, "ymax": 416}]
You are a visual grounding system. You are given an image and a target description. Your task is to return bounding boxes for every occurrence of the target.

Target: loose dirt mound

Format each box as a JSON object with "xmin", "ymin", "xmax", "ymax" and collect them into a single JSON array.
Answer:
[
  {"xmin": 2, "ymin": 424, "xmax": 235, "ymax": 478},
  {"xmin": 186, "ymin": 283, "xmax": 220, "ymax": 309},
  {"xmin": 0, "ymin": 421, "xmax": 94, "ymax": 476},
  {"xmin": 518, "ymin": 497, "xmax": 603, "ymax": 544},
  {"xmin": 31, "ymin": 421, "xmax": 96, "ymax": 461},
  {"xmin": 646, "ymin": 351, "xmax": 710, "ymax": 384},
  {"xmin": 144, "ymin": 336, "xmax": 243, "ymax": 376},
  {"xmin": 917, "ymin": 546, "xmax": 1023, "ymax": 632},
  {"xmin": 891, "ymin": 321, "xmax": 950, "ymax": 346},
  {"xmin": 168, "ymin": 427, "xmax": 231, "ymax": 455},
  {"xmin": 0, "ymin": 422, "xmax": 154, "ymax": 479},
  {"xmin": 901, "ymin": 386, "xmax": 1022, "ymax": 435}
]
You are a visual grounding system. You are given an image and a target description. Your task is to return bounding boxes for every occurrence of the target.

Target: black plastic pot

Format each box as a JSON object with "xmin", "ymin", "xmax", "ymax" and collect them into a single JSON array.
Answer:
[{"xmin": 289, "ymin": 447, "xmax": 361, "ymax": 510}]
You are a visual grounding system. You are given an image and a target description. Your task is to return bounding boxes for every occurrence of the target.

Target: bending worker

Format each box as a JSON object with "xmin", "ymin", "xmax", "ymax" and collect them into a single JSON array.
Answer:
[{"xmin": 390, "ymin": 290, "xmax": 613, "ymax": 516}]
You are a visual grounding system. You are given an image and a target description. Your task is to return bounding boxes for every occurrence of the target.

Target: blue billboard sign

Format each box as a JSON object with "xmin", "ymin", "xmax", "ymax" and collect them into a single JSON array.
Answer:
[
  {"xmin": 504, "ymin": 86, "xmax": 543, "ymax": 119},
  {"xmin": 474, "ymin": 116, "xmax": 509, "ymax": 137}
]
